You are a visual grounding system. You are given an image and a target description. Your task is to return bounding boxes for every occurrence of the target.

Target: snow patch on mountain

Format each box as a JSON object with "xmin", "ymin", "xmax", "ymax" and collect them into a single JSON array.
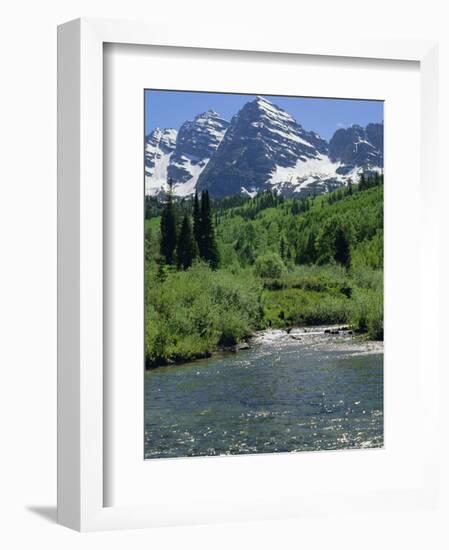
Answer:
[
  {"xmin": 269, "ymin": 156, "xmax": 382, "ymax": 195},
  {"xmin": 145, "ymin": 152, "xmax": 173, "ymax": 195},
  {"xmin": 171, "ymin": 156, "xmax": 211, "ymax": 197},
  {"xmin": 145, "ymin": 128, "xmax": 177, "ymax": 196},
  {"xmin": 241, "ymin": 186, "xmax": 258, "ymax": 198},
  {"xmin": 265, "ymin": 125, "xmax": 315, "ymax": 148},
  {"xmin": 269, "ymin": 155, "xmax": 343, "ymax": 190}
]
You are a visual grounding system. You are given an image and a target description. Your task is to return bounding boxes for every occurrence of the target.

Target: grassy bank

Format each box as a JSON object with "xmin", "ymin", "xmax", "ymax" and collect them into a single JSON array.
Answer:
[
  {"xmin": 260, "ymin": 264, "xmax": 383, "ymax": 339},
  {"xmin": 145, "ymin": 262, "xmax": 263, "ymax": 367}
]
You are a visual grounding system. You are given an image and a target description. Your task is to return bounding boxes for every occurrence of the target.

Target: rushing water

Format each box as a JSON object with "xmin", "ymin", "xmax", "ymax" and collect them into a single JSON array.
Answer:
[{"xmin": 144, "ymin": 329, "xmax": 383, "ymax": 459}]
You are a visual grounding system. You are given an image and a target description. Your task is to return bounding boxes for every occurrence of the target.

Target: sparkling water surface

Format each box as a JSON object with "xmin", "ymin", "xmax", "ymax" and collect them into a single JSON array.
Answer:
[{"xmin": 144, "ymin": 330, "xmax": 383, "ymax": 459}]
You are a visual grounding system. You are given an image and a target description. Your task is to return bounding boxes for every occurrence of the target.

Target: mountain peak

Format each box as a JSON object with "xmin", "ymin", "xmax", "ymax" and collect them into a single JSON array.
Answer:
[
  {"xmin": 255, "ymin": 95, "xmax": 273, "ymax": 105},
  {"xmin": 195, "ymin": 95, "xmax": 330, "ymax": 198},
  {"xmin": 248, "ymin": 95, "xmax": 296, "ymax": 124},
  {"xmin": 195, "ymin": 109, "xmax": 224, "ymax": 121}
]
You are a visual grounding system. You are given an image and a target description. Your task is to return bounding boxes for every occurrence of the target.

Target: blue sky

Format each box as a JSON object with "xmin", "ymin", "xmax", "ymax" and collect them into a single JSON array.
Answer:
[{"xmin": 144, "ymin": 90, "xmax": 383, "ymax": 141}]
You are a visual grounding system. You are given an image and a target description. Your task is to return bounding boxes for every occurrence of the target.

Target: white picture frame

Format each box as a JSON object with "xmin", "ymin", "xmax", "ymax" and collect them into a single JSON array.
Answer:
[{"xmin": 57, "ymin": 17, "xmax": 440, "ymax": 531}]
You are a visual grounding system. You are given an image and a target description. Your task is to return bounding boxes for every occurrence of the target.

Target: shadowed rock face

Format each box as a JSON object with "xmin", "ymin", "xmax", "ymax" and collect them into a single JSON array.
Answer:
[
  {"xmin": 329, "ymin": 123, "xmax": 383, "ymax": 169},
  {"xmin": 167, "ymin": 110, "xmax": 229, "ymax": 186},
  {"xmin": 145, "ymin": 96, "xmax": 383, "ymax": 198},
  {"xmin": 366, "ymin": 123, "xmax": 384, "ymax": 157}
]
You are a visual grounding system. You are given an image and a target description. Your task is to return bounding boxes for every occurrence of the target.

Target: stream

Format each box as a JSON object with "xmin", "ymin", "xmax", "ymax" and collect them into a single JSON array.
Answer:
[{"xmin": 144, "ymin": 327, "xmax": 383, "ymax": 459}]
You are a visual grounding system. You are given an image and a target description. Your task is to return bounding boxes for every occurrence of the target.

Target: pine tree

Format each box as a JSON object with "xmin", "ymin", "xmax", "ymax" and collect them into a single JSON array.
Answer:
[
  {"xmin": 193, "ymin": 190, "xmax": 201, "ymax": 249},
  {"xmin": 359, "ymin": 172, "xmax": 367, "ymax": 191},
  {"xmin": 279, "ymin": 235, "xmax": 286, "ymax": 260},
  {"xmin": 159, "ymin": 178, "xmax": 177, "ymax": 264},
  {"xmin": 374, "ymin": 172, "xmax": 381, "ymax": 187},
  {"xmin": 176, "ymin": 215, "xmax": 197, "ymax": 270},
  {"xmin": 144, "ymin": 226, "xmax": 152, "ymax": 262},
  {"xmin": 199, "ymin": 190, "xmax": 220, "ymax": 269},
  {"xmin": 305, "ymin": 232, "xmax": 317, "ymax": 264},
  {"xmin": 334, "ymin": 227, "xmax": 351, "ymax": 268},
  {"xmin": 155, "ymin": 257, "xmax": 167, "ymax": 283}
]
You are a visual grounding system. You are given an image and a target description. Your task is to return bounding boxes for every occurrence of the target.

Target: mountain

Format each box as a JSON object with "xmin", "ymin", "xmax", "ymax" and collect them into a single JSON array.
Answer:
[
  {"xmin": 196, "ymin": 96, "xmax": 329, "ymax": 198},
  {"xmin": 145, "ymin": 97, "xmax": 383, "ymax": 198},
  {"xmin": 329, "ymin": 123, "xmax": 383, "ymax": 171},
  {"xmin": 145, "ymin": 110, "xmax": 228, "ymax": 197},
  {"xmin": 144, "ymin": 128, "xmax": 177, "ymax": 196}
]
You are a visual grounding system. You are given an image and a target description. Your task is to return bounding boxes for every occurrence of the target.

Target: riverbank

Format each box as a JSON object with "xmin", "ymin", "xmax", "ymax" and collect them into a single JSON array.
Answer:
[
  {"xmin": 252, "ymin": 325, "xmax": 383, "ymax": 355},
  {"xmin": 146, "ymin": 324, "xmax": 383, "ymax": 369}
]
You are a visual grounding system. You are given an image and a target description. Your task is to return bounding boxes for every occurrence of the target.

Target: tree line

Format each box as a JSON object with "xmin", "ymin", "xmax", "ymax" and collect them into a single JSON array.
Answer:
[
  {"xmin": 155, "ymin": 172, "xmax": 383, "ymax": 272},
  {"xmin": 159, "ymin": 180, "xmax": 220, "ymax": 270}
]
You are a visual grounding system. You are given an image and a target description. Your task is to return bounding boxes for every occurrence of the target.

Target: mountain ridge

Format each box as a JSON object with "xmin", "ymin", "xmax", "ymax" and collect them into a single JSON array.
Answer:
[{"xmin": 145, "ymin": 96, "xmax": 383, "ymax": 198}]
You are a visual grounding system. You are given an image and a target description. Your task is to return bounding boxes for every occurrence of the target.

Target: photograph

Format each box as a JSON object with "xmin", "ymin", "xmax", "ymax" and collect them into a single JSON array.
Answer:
[{"xmin": 143, "ymin": 90, "xmax": 384, "ymax": 459}]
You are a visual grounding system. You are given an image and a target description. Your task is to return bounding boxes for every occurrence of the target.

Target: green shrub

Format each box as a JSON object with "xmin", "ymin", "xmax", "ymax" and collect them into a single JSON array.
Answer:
[
  {"xmin": 351, "ymin": 266, "xmax": 383, "ymax": 291},
  {"xmin": 351, "ymin": 230, "xmax": 383, "ymax": 270},
  {"xmin": 281, "ymin": 264, "xmax": 348, "ymax": 292},
  {"xmin": 349, "ymin": 287, "xmax": 383, "ymax": 340},
  {"xmin": 302, "ymin": 295, "xmax": 350, "ymax": 326},
  {"xmin": 254, "ymin": 252, "xmax": 286, "ymax": 279},
  {"xmin": 261, "ymin": 287, "xmax": 350, "ymax": 328},
  {"xmin": 145, "ymin": 262, "xmax": 263, "ymax": 366}
]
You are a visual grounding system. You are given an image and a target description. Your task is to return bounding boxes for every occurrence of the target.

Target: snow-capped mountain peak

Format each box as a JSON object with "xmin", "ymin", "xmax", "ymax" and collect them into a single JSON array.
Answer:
[
  {"xmin": 253, "ymin": 95, "xmax": 296, "ymax": 125},
  {"xmin": 145, "ymin": 97, "xmax": 383, "ymax": 198},
  {"xmin": 145, "ymin": 111, "xmax": 229, "ymax": 197}
]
